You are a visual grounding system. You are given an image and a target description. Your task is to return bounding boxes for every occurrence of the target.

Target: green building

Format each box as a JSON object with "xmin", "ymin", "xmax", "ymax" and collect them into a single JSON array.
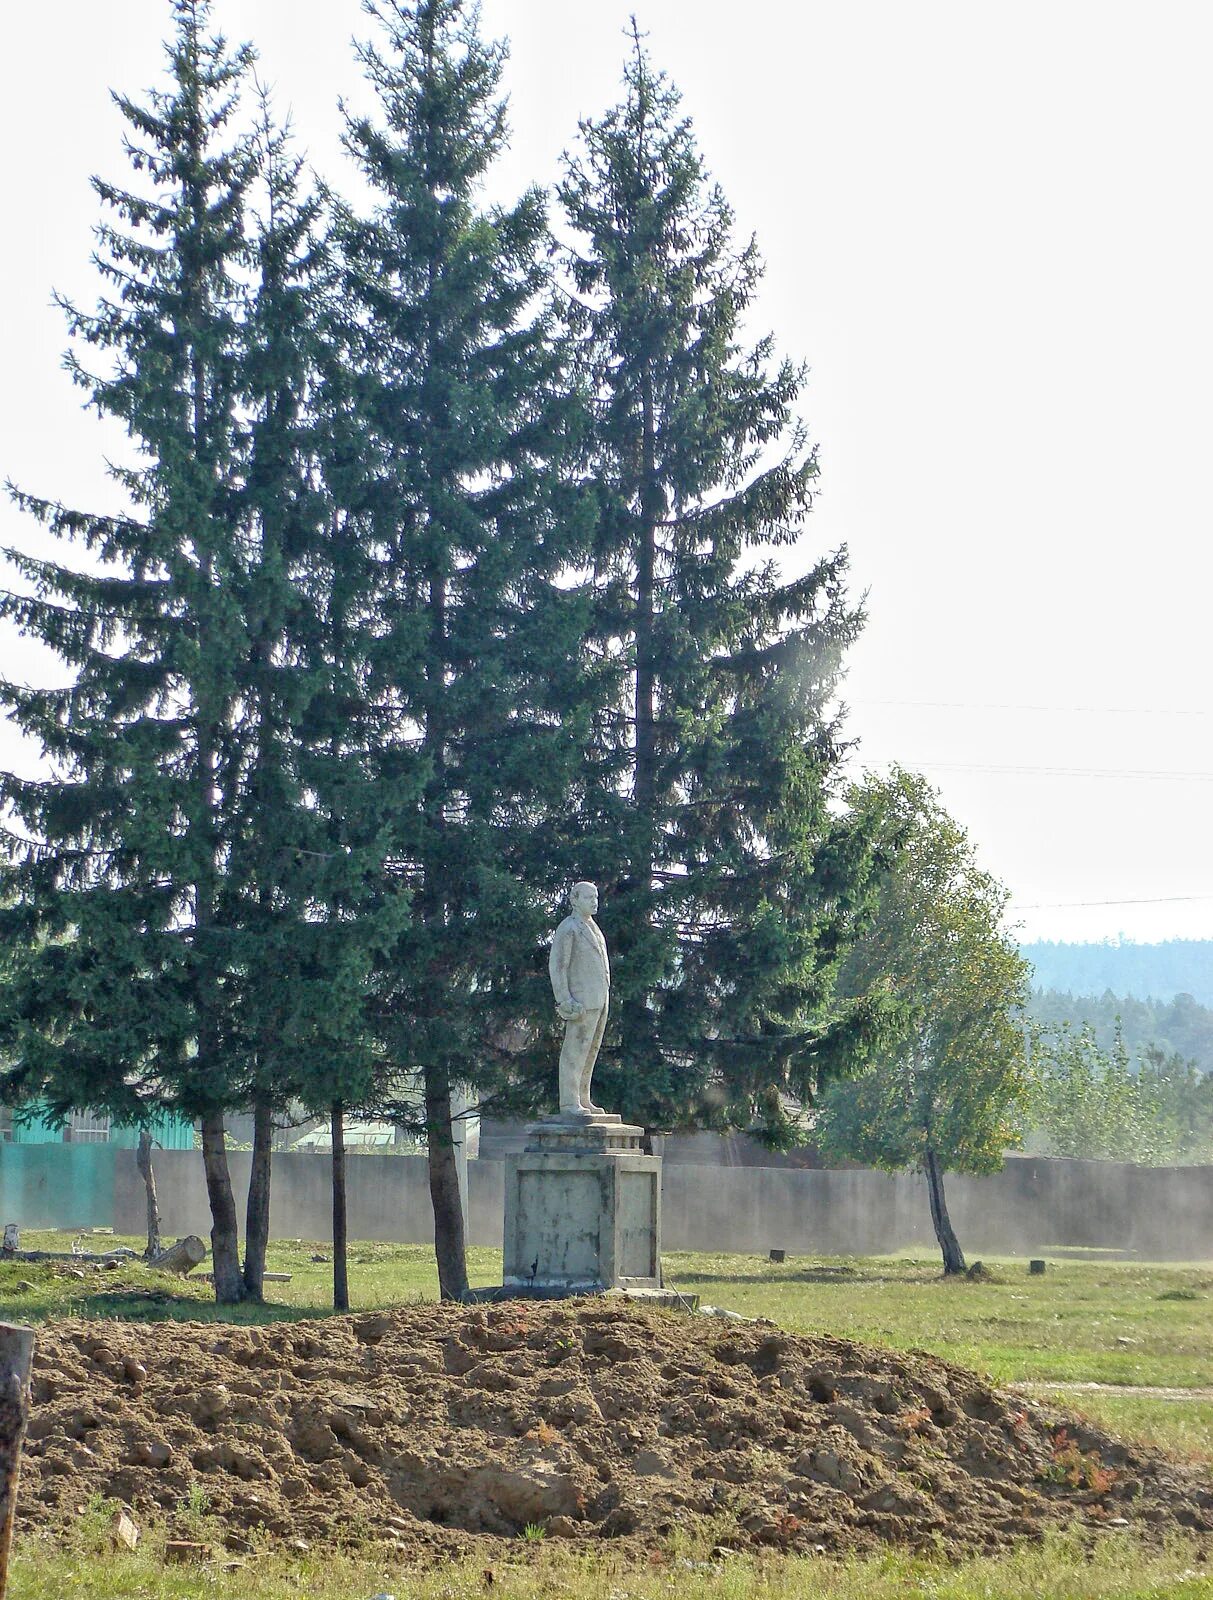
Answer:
[{"xmin": 1, "ymin": 1106, "xmax": 195, "ymax": 1150}]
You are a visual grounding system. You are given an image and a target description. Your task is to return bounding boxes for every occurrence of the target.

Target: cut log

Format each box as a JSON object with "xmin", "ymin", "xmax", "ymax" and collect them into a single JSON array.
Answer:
[
  {"xmin": 147, "ymin": 1236, "xmax": 207, "ymax": 1276},
  {"xmin": 164, "ymin": 1540, "xmax": 208, "ymax": 1563},
  {"xmin": 0, "ymin": 1322, "xmax": 35, "ymax": 1599}
]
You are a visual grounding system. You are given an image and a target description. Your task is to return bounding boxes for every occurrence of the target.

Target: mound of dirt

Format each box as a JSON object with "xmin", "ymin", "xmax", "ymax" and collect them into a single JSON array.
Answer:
[{"xmin": 16, "ymin": 1299, "xmax": 1213, "ymax": 1560}]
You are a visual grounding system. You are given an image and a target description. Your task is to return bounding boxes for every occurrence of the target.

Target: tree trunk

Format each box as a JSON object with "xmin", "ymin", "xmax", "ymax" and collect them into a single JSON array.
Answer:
[
  {"xmin": 331, "ymin": 1102, "xmax": 349, "ymax": 1312},
  {"xmin": 924, "ymin": 1146, "xmax": 966, "ymax": 1275},
  {"xmin": 200, "ymin": 1112, "xmax": 245, "ymax": 1302},
  {"xmin": 425, "ymin": 1066, "xmax": 469, "ymax": 1302},
  {"xmin": 135, "ymin": 1129, "xmax": 160, "ymax": 1261},
  {"xmin": 0, "ymin": 1322, "xmax": 35, "ymax": 1600},
  {"xmin": 242, "ymin": 1096, "xmax": 273, "ymax": 1300}
]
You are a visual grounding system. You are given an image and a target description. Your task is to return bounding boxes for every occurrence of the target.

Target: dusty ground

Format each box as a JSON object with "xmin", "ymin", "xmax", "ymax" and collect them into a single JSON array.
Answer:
[{"xmin": 17, "ymin": 1298, "xmax": 1213, "ymax": 1561}]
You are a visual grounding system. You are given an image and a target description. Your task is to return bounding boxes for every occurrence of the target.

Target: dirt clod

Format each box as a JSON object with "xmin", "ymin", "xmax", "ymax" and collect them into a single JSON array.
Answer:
[{"xmin": 15, "ymin": 1300, "xmax": 1213, "ymax": 1561}]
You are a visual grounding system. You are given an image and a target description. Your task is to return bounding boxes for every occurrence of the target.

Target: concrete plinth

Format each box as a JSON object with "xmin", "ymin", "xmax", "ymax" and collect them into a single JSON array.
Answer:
[{"xmin": 502, "ymin": 1114, "xmax": 662, "ymax": 1292}]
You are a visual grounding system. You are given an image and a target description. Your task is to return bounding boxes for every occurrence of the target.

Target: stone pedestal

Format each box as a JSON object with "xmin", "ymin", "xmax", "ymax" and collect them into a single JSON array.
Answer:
[{"xmin": 502, "ymin": 1114, "xmax": 662, "ymax": 1292}]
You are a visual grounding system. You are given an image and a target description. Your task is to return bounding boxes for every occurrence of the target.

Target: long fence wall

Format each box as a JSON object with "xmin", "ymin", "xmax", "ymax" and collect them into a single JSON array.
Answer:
[
  {"xmin": 76, "ymin": 1149, "xmax": 1212, "ymax": 1260},
  {"xmin": 3, "ymin": 1143, "xmax": 1208, "ymax": 1259}
]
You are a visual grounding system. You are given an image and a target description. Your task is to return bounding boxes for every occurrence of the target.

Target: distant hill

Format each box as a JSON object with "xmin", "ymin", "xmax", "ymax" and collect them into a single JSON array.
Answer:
[
  {"xmin": 1020, "ymin": 938, "xmax": 1213, "ymax": 1006},
  {"xmin": 1026, "ymin": 988, "xmax": 1213, "ymax": 1075}
]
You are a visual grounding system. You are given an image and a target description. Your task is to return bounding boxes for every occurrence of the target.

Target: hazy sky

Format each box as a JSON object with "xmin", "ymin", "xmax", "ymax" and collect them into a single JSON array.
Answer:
[{"xmin": 3, "ymin": 1, "xmax": 1211, "ymax": 946}]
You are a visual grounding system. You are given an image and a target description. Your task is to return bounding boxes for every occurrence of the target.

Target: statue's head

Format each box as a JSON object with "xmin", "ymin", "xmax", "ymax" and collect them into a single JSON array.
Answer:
[{"xmin": 570, "ymin": 881, "xmax": 598, "ymax": 916}]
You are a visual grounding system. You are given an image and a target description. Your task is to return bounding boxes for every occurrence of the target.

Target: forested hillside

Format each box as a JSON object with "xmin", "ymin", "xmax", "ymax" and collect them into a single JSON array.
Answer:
[
  {"xmin": 1026, "ymin": 989, "xmax": 1213, "ymax": 1075},
  {"xmin": 1021, "ymin": 939, "xmax": 1213, "ymax": 1005}
]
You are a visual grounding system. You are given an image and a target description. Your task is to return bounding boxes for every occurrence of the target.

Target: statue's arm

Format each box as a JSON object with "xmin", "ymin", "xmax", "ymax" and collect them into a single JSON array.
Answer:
[{"xmin": 549, "ymin": 926, "xmax": 575, "ymax": 1010}]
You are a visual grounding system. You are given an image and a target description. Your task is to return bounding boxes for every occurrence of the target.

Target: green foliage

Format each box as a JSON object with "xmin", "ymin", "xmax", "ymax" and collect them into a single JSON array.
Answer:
[
  {"xmin": 327, "ymin": 0, "xmax": 594, "ymax": 1127},
  {"xmin": 11, "ymin": 1525, "xmax": 1213, "ymax": 1600},
  {"xmin": 2, "ymin": 1, "xmax": 886, "ymax": 1300},
  {"xmin": 0, "ymin": 1, "xmax": 262, "ymax": 1128},
  {"xmin": 1028, "ymin": 987, "xmax": 1213, "ymax": 1076},
  {"xmin": 556, "ymin": 30, "xmax": 878, "ymax": 1134},
  {"xmin": 319, "ymin": 0, "xmax": 603, "ymax": 1296},
  {"xmin": 1025, "ymin": 1023, "xmax": 1213, "ymax": 1164},
  {"xmin": 816, "ymin": 770, "xmax": 1031, "ymax": 1179}
]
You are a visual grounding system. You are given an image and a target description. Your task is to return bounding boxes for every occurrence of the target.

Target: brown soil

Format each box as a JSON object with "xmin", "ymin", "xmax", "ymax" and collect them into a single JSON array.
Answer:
[{"xmin": 17, "ymin": 1299, "xmax": 1213, "ymax": 1561}]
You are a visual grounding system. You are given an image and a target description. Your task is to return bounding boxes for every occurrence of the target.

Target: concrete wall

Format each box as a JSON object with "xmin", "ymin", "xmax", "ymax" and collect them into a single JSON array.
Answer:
[
  {"xmin": 101, "ymin": 1147, "xmax": 1213, "ymax": 1261},
  {"xmin": 661, "ymin": 1157, "xmax": 1213, "ymax": 1260},
  {"xmin": 0, "ymin": 1140, "xmax": 1203, "ymax": 1259},
  {"xmin": 113, "ymin": 1149, "xmax": 506, "ymax": 1249}
]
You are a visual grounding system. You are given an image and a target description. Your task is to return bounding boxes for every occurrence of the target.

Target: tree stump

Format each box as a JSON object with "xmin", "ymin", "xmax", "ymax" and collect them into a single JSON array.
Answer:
[
  {"xmin": 136, "ymin": 1131, "xmax": 161, "ymax": 1261},
  {"xmin": 0, "ymin": 1323, "xmax": 35, "ymax": 1599}
]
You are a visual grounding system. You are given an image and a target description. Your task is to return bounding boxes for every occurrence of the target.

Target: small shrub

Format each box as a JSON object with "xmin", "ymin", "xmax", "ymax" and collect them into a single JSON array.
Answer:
[
  {"xmin": 895, "ymin": 1405, "xmax": 933, "ymax": 1436},
  {"xmin": 1039, "ymin": 1428, "xmax": 1118, "ymax": 1494}
]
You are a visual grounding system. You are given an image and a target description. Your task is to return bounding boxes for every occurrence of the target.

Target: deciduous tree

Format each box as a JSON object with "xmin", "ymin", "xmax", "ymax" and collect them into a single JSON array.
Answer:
[{"xmin": 816, "ymin": 770, "xmax": 1030, "ymax": 1273}]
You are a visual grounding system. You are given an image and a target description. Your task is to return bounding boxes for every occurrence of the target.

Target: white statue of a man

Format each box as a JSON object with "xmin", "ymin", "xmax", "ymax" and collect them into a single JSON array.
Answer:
[{"xmin": 549, "ymin": 881, "xmax": 610, "ymax": 1117}]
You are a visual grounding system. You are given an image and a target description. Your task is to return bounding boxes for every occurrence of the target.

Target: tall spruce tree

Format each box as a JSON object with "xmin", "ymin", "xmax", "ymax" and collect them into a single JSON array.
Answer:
[
  {"xmin": 331, "ymin": 0, "xmax": 591, "ymax": 1298},
  {"xmin": 557, "ymin": 33, "xmax": 880, "ymax": 1136},
  {"xmin": 0, "ymin": 0, "xmax": 259, "ymax": 1300},
  {"xmin": 0, "ymin": 4, "xmax": 398, "ymax": 1303},
  {"xmin": 229, "ymin": 94, "xmax": 405, "ymax": 1299}
]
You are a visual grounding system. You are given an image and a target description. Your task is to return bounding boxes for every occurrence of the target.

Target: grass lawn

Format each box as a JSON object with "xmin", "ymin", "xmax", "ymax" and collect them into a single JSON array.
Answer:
[
  {"xmin": 663, "ymin": 1251, "xmax": 1213, "ymax": 1390},
  {"xmin": 9, "ymin": 1529, "xmax": 1213, "ymax": 1600},
  {"xmin": 3, "ymin": 1234, "xmax": 1212, "ymax": 1597}
]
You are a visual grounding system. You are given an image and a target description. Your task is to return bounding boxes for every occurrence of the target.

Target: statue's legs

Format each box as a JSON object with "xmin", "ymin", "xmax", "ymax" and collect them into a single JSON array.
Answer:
[
  {"xmin": 558, "ymin": 1006, "xmax": 606, "ymax": 1114},
  {"xmin": 579, "ymin": 1005, "xmax": 607, "ymax": 1113}
]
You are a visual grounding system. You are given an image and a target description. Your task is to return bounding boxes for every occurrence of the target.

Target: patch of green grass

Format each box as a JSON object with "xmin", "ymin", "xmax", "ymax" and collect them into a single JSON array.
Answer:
[
  {"xmin": 0, "ymin": 1234, "xmax": 504, "ymax": 1324},
  {"xmin": 8, "ymin": 1529, "xmax": 1213, "ymax": 1600},
  {"xmin": 1031, "ymin": 1391, "xmax": 1213, "ymax": 1464},
  {"xmin": 663, "ymin": 1251, "xmax": 1213, "ymax": 1388}
]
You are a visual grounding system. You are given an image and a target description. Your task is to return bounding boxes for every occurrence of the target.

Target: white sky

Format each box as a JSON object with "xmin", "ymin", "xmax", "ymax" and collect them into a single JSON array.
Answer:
[{"xmin": 3, "ymin": 1, "xmax": 1211, "ymax": 947}]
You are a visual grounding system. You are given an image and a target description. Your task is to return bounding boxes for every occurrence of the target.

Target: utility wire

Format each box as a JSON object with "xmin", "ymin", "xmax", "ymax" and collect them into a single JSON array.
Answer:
[
  {"xmin": 854, "ymin": 698, "xmax": 1210, "ymax": 718},
  {"xmin": 1015, "ymin": 894, "xmax": 1213, "ymax": 909},
  {"xmin": 853, "ymin": 757, "xmax": 1213, "ymax": 782}
]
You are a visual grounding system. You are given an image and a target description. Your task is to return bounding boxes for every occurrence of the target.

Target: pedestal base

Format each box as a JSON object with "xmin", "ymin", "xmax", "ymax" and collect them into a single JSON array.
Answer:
[{"xmin": 502, "ymin": 1116, "xmax": 662, "ymax": 1292}]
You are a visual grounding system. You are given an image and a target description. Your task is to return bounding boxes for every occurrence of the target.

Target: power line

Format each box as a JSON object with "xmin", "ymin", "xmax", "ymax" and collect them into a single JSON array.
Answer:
[
  {"xmin": 854, "ymin": 697, "xmax": 1210, "ymax": 718},
  {"xmin": 1015, "ymin": 894, "xmax": 1213, "ymax": 910},
  {"xmin": 854, "ymin": 757, "xmax": 1213, "ymax": 782}
]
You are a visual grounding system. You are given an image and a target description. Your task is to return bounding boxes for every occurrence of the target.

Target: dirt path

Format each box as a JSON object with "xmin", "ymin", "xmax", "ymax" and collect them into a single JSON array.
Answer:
[{"xmin": 1011, "ymin": 1381, "xmax": 1213, "ymax": 1401}]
